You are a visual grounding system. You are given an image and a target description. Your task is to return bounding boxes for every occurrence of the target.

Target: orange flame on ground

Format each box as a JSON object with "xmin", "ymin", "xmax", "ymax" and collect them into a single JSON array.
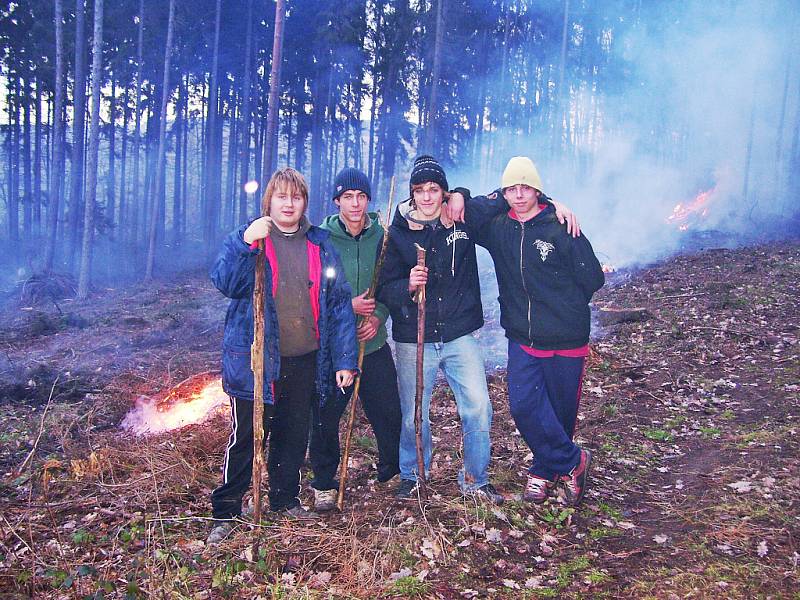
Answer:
[
  {"xmin": 667, "ymin": 187, "xmax": 716, "ymax": 229},
  {"xmin": 601, "ymin": 264, "xmax": 616, "ymax": 273},
  {"xmin": 121, "ymin": 378, "xmax": 228, "ymax": 435}
]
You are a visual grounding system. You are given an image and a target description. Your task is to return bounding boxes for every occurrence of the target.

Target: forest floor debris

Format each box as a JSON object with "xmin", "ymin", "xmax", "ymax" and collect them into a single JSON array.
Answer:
[{"xmin": 0, "ymin": 243, "xmax": 798, "ymax": 598}]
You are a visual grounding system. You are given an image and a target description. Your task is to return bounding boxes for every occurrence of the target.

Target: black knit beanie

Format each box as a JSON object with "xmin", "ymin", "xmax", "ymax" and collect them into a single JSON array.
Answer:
[
  {"xmin": 409, "ymin": 155, "xmax": 448, "ymax": 195},
  {"xmin": 333, "ymin": 167, "xmax": 371, "ymax": 202}
]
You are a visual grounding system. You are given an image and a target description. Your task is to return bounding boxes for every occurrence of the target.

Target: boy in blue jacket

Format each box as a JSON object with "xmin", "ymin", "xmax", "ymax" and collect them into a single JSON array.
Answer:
[
  {"xmin": 449, "ymin": 157, "xmax": 604, "ymax": 507},
  {"xmin": 207, "ymin": 168, "xmax": 357, "ymax": 544}
]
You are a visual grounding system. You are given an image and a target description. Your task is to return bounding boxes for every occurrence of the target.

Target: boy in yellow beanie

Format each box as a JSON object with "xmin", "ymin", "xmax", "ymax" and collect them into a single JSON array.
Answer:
[{"xmin": 447, "ymin": 157, "xmax": 604, "ymax": 506}]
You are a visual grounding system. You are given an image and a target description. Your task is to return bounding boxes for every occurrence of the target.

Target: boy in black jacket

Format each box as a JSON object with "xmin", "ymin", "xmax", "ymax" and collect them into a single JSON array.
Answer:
[
  {"xmin": 376, "ymin": 156, "xmax": 504, "ymax": 504},
  {"xmin": 449, "ymin": 156, "xmax": 604, "ymax": 506}
]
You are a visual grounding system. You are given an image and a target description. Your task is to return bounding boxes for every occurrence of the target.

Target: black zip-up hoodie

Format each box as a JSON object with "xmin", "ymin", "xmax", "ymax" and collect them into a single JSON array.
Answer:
[
  {"xmin": 467, "ymin": 191, "xmax": 605, "ymax": 350},
  {"xmin": 376, "ymin": 198, "xmax": 484, "ymax": 344}
]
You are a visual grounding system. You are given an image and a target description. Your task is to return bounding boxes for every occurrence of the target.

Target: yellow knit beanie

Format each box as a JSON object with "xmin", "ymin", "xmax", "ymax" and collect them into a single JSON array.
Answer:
[{"xmin": 501, "ymin": 156, "xmax": 542, "ymax": 191}]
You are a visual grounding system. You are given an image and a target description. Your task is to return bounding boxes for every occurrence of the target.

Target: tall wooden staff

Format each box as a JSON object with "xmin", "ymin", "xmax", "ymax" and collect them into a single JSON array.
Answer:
[
  {"xmin": 337, "ymin": 176, "xmax": 396, "ymax": 510},
  {"xmin": 251, "ymin": 247, "xmax": 266, "ymax": 528},
  {"xmin": 413, "ymin": 243, "xmax": 427, "ymax": 494}
]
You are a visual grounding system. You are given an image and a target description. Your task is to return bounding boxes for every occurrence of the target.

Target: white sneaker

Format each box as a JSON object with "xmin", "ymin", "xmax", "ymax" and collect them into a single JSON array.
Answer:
[{"xmin": 313, "ymin": 488, "xmax": 337, "ymax": 512}]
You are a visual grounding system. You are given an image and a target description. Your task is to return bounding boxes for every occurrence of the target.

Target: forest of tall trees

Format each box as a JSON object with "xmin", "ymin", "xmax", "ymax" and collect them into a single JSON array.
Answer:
[{"xmin": 1, "ymin": 0, "xmax": 798, "ymax": 292}]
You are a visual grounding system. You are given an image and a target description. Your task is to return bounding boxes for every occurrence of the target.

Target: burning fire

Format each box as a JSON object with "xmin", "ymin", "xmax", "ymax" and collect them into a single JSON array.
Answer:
[
  {"xmin": 601, "ymin": 264, "xmax": 616, "ymax": 273},
  {"xmin": 121, "ymin": 376, "xmax": 228, "ymax": 435},
  {"xmin": 667, "ymin": 187, "xmax": 716, "ymax": 230}
]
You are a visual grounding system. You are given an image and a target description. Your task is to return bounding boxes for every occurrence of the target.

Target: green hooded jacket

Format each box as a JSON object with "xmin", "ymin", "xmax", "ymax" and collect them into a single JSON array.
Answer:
[{"xmin": 320, "ymin": 212, "xmax": 389, "ymax": 355}]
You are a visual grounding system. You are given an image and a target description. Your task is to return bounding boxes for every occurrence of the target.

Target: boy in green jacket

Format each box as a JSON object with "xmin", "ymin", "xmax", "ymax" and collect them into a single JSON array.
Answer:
[{"xmin": 309, "ymin": 168, "xmax": 402, "ymax": 510}]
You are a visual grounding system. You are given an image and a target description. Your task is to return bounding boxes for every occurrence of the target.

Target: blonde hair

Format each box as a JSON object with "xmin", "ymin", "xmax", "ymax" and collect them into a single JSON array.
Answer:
[{"xmin": 261, "ymin": 167, "xmax": 309, "ymax": 216}]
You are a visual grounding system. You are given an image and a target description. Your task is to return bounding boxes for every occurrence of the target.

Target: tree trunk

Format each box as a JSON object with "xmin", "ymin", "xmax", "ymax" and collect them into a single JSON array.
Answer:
[
  {"xmin": 34, "ymin": 77, "xmax": 42, "ymax": 235},
  {"xmin": 552, "ymin": 0, "xmax": 570, "ymax": 158},
  {"xmin": 263, "ymin": 0, "xmax": 286, "ymax": 183},
  {"xmin": 422, "ymin": 0, "xmax": 444, "ymax": 154},
  {"xmin": 204, "ymin": 0, "xmax": 222, "ymax": 242},
  {"xmin": 145, "ymin": 0, "xmax": 176, "ymax": 281},
  {"xmin": 119, "ymin": 84, "xmax": 128, "ymax": 239},
  {"xmin": 77, "ymin": 0, "xmax": 104, "ymax": 299},
  {"xmin": 7, "ymin": 81, "xmax": 19, "ymax": 243},
  {"xmin": 131, "ymin": 0, "xmax": 144, "ymax": 246},
  {"xmin": 44, "ymin": 0, "xmax": 65, "ymax": 271},
  {"xmin": 238, "ymin": 0, "xmax": 255, "ymax": 223},
  {"xmin": 69, "ymin": 0, "xmax": 87, "ymax": 270},
  {"xmin": 172, "ymin": 75, "xmax": 183, "ymax": 244},
  {"xmin": 22, "ymin": 78, "xmax": 33, "ymax": 238},
  {"xmin": 181, "ymin": 78, "xmax": 189, "ymax": 237},
  {"xmin": 107, "ymin": 77, "xmax": 116, "ymax": 234},
  {"xmin": 367, "ymin": 3, "xmax": 382, "ymax": 184}
]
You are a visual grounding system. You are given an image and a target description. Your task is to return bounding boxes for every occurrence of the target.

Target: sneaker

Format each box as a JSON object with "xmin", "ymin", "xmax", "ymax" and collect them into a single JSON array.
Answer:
[
  {"xmin": 394, "ymin": 479, "xmax": 419, "ymax": 500},
  {"xmin": 275, "ymin": 505, "xmax": 319, "ymax": 520},
  {"xmin": 313, "ymin": 488, "xmax": 337, "ymax": 512},
  {"xmin": 561, "ymin": 449, "xmax": 593, "ymax": 507},
  {"xmin": 206, "ymin": 521, "xmax": 234, "ymax": 546},
  {"xmin": 523, "ymin": 475, "xmax": 555, "ymax": 504},
  {"xmin": 376, "ymin": 466, "xmax": 401, "ymax": 484},
  {"xmin": 471, "ymin": 483, "xmax": 505, "ymax": 505}
]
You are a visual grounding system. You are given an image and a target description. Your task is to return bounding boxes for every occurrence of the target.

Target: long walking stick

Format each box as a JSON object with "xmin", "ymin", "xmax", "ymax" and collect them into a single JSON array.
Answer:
[
  {"xmin": 251, "ymin": 243, "xmax": 266, "ymax": 533},
  {"xmin": 413, "ymin": 243, "xmax": 427, "ymax": 494},
  {"xmin": 337, "ymin": 177, "xmax": 396, "ymax": 510}
]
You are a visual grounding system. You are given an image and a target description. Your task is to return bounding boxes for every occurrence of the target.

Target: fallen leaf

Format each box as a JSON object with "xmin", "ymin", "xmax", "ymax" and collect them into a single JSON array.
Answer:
[
  {"xmin": 757, "ymin": 540, "xmax": 768, "ymax": 557},
  {"xmin": 727, "ymin": 480, "xmax": 753, "ymax": 493},
  {"xmin": 618, "ymin": 521, "xmax": 636, "ymax": 530},
  {"xmin": 393, "ymin": 567, "xmax": 413, "ymax": 581},
  {"xmin": 307, "ymin": 571, "xmax": 331, "ymax": 588},
  {"xmin": 485, "ymin": 528, "xmax": 502, "ymax": 543},
  {"xmin": 457, "ymin": 539, "xmax": 471, "ymax": 547},
  {"xmin": 653, "ymin": 534, "xmax": 669, "ymax": 544},
  {"xmin": 502, "ymin": 579, "xmax": 521, "ymax": 589},
  {"xmin": 421, "ymin": 538, "xmax": 441, "ymax": 560},
  {"xmin": 525, "ymin": 576, "xmax": 543, "ymax": 588}
]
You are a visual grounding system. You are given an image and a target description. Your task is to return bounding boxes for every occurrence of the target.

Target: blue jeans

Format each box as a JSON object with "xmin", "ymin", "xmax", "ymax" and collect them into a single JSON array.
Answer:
[
  {"xmin": 395, "ymin": 334, "xmax": 492, "ymax": 491},
  {"xmin": 507, "ymin": 341, "xmax": 583, "ymax": 480}
]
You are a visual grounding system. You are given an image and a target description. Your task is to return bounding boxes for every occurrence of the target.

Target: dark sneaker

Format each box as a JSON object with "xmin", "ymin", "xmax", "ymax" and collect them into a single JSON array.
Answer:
[
  {"xmin": 377, "ymin": 466, "xmax": 401, "ymax": 484},
  {"xmin": 394, "ymin": 479, "xmax": 419, "ymax": 500},
  {"xmin": 206, "ymin": 521, "xmax": 234, "ymax": 546},
  {"xmin": 275, "ymin": 505, "xmax": 319, "ymax": 520},
  {"xmin": 313, "ymin": 488, "xmax": 337, "ymax": 512},
  {"xmin": 524, "ymin": 475, "xmax": 556, "ymax": 504},
  {"xmin": 470, "ymin": 483, "xmax": 505, "ymax": 505},
  {"xmin": 561, "ymin": 449, "xmax": 593, "ymax": 506}
]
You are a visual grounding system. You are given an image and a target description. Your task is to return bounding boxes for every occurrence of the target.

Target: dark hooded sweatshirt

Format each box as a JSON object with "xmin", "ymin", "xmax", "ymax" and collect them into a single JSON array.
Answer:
[
  {"xmin": 376, "ymin": 198, "xmax": 484, "ymax": 344},
  {"xmin": 466, "ymin": 191, "xmax": 605, "ymax": 350}
]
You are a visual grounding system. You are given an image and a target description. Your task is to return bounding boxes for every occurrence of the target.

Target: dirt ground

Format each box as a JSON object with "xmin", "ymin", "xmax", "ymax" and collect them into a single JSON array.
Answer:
[{"xmin": 0, "ymin": 241, "xmax": 798, "ymax": 599}]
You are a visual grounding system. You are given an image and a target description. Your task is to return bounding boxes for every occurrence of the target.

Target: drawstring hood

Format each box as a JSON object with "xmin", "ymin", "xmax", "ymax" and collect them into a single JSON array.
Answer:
[
  {"xmin": 451, "ymin": 221, "xmax": 456, "ymax": 277},
  {"xmin": 397, "ymin": 197, "xmax": 458, "ymax": 277}
]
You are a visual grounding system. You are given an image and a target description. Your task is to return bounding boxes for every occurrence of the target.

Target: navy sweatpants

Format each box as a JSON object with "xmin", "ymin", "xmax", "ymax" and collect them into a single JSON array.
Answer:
[{"xmin": 507, "ymin": 341, "xmax": 584, "ymax": 481}]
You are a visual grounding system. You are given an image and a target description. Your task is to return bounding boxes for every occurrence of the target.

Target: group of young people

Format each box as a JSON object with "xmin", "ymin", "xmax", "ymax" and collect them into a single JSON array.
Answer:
[{"xmin": 207, "ymin": 155, "xmax": 605, "ymax": 545}]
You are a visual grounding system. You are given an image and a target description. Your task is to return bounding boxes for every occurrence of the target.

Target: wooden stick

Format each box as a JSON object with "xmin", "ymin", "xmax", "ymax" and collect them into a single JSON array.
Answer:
[
  {"xmin": 413, "ymin": 242, "xmax": 427, "ymax": 494},
  {"xmin": 251, "ymin": 242, "xmax": 266, "ymax": 537},
  {"xmin": 16, "ymin": 376, "xmax": 59, "ymax": 475},
  {"xmin": 337, "ymin": 176, "xmax": 396, "ymax": 510}
]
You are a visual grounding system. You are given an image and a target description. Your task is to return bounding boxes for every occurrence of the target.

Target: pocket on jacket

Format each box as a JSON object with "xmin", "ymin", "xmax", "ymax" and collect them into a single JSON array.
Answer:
[{"xmin": 222, "ymin": 344, "xmax": 254, "ymax": 396}]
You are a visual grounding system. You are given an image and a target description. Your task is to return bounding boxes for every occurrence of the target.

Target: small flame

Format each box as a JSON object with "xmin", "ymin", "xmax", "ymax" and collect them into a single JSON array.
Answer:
[
  {"xmin": 601, "ymin": 264, "xmax": 615, "ymax": 273},
  {"xmin": 121, "ymin": 378, "xmax": 228, "ymax": 435},
  {"xmin": 667, "ymin": 187, "xmax": 716, "ymax": 230}
]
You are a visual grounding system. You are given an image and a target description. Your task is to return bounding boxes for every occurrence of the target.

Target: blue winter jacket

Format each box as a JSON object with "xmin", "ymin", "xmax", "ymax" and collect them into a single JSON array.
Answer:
[{"xmin": 210, "ymin": 223, "xmax": 358, "ymax": 406}]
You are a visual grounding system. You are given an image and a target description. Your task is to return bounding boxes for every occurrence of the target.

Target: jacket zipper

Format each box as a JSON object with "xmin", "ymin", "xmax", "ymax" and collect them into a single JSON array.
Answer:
[{"xmin": 519, "ymin": 222, "xmax": 532, "ymax": 342}]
